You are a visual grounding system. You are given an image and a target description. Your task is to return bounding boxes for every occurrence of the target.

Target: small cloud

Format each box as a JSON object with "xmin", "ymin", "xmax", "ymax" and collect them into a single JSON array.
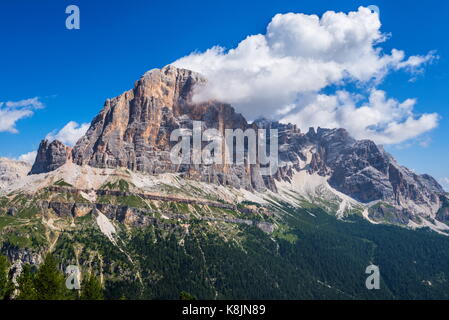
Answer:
[
  {"xmin": 5, "ymin": 97, "xmax": 44, "ymax": 109},
  {"xmin": 439, "ymin": 178, "xmax": 449, "ymax": 192},
  {"xmin": 395, "ymin": 50, "xmax": 438, "ymax": 73},
  {"xmin": 46, "ymin": 121, "xmax": 89, "ymax": 146},
  {"xmin": 17, "ymin": 151, "xmax": 37, "ymax": 165},
  {"xmin": 0, "ymin": 97, "xmax": 44, "ymax": 133},
  {"xmin": 418, "ymin": 136, "xmax": 432, "ymax": 148},
  {"xmin": 393, "ymin": 135, "xmax": 433, "ymax": 149}
]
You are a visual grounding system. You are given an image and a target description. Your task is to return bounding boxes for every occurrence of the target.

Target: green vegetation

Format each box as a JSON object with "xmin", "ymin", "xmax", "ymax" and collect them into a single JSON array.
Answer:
[
  {"xmin": 10, "ymin": 193, "xmax": 29, "ymax": 206},
  {"xmin": 16, "ymin": 253, "xmax": 105, "ymax": 300},
  {"xmin": 0, "ymin": 196, "xmax": 8, "ymax": 208},
  {"xmin": 1, "ymin": 220, "xmax": 47, "ymax": 248},
  {"xmin": 97, "ymin": 203, "xmax": 449, "ymax": 300},
  {"xmin": 0, "ymin": 255, "xmax": 13, "ymax": 299},
  {"xmin": 180, "ymin": 291, "xmax": 197, "ymax": 300},
  {"xmin": 240, "ymin": 200, "xmax": 262, "ymax": 208},
  {"xmin": 80, "ymin": 273, "xmax": 104, "ymax": 300},
  {"xmin": 31, "ymin": 253, "xmax": 72, "ymax": 300},
  {"xmin": 53, "ymin": 179, "xmax": 73, "ymax": 187},
  {"xmin": 273, "ymin": 225, "xmax": 298, "ymax": 244},
  {"xmin": 97, "ymin": 193, "xmax": 149, "ymax": 209},
  {"xmin": 101, "ymin": 179, "xmax": 132, "ymax": 192},
  {"xmin": 3, "ymin": 186, "xmax": 449, "ymax": 300},
  {"xmin": 16, "ymin": 265, "xmax": 38, "ymax": 300},
  {"xmin": 15, "ymin": 206, "xmax": 40, "ymax": 219}
]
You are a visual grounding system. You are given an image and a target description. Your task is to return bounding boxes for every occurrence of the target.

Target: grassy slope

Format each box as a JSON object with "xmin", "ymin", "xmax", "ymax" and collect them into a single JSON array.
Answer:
[{"xmin": 1, "ymin": 188, "xmax": 449, "ymax": 299}]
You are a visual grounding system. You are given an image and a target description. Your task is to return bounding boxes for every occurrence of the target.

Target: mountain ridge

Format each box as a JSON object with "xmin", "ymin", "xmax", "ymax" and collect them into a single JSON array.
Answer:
[
  {"xmin": 1, "ymin": 66, "xmax": 449, "ymax": 299},
  {"xmin": 3, "ymin": 65, "xmax": 446, "ymax": 232}
]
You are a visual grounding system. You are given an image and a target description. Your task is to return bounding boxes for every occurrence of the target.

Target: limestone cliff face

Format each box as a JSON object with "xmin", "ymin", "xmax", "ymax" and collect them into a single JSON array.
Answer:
[
  {"xmin": 72, "ymin": 65, "xmax": 268, "ymax": 191},
  {"xmin": 73, "ymin": 66, "xmax": 200, "ymax": 168},
  {"xmin": 29, "ymin": 140, "xmax": 71, "ymax": 175}
]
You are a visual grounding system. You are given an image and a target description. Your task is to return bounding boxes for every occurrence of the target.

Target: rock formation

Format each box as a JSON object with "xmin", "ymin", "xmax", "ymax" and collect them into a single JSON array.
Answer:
[
  {"xmin": 26, "ymin": 65, "xmax": 447, "ymax": 225},
  {"xmin": 72, "ymin": 65, "xmax": 267, "ymax": 191},
  {"xmin": 0, "ymin": 158, "xmax": 31, "ymax": 191},
  {"xmin": 29, "ymin": 139, "xmax": 71, "ymax": 175}
]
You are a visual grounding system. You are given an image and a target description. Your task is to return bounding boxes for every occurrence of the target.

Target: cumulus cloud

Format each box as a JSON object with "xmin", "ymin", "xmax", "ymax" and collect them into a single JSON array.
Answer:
[
  {"xmin": 17, "ymin": 151, "xmax": 37, "ymax": 165},
  {"xmin": 173, "ymin": 6, "xmax": 437, "ymax": 145},
  {"xmin": 46, "ymin": 121, "xmax": 89, "ymax": 146},
  {"xmin": 0, "ymin": 97, "xmax": 44, "ymax": 133},
  {"xmin": 280, "ymin": 89, "xmax": 439, "ymax": 144}
]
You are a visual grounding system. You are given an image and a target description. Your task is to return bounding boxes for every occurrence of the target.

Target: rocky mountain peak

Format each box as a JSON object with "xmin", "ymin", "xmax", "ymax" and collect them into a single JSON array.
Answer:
[
  {"xmin": 70, "ymin": 65, "xmax": 267, "ymax": 190},
  {"xmin": 29, "ymin": 139, "xmax": 71, "ymax": 175},
  {"xmin": 24, "ymin": 65, "xmax": 447, "ymax": 227}
]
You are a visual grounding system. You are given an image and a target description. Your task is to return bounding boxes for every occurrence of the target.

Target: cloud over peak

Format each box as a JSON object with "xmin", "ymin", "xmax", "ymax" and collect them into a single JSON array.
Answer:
[
  {"xmin": 440, "ymin": 178, "xmax": 449, "ymax": 192},
  {"xmin": 0, "ymin": 97, "xmax": 44, "ymax": 133},
  {"xmin": 281, "ymin": 89, "xmax": 439, "ymax": 145},
  {"xmin": 46, "ymin": 121, "xmax": 89, "ymax": 147},
  {"xmin": 17, "ymin": 151, "xmax": 37, "ymax": 165},
  {"xmin": 8, "ymin": 121, "xmax": 89, "ymax": 166},
  {"xmin": 173, "ymin": 6, "xmax": 437, "ymax": 145}
]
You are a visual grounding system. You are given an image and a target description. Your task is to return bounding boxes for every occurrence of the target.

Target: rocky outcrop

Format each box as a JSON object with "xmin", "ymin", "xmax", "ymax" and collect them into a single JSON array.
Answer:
[
  {"xmin": 288, "ymin": 126, "xmax": 444, "ymax": 222},
  {"xmin": 43, "ymin": 186, "xmax": 237, "ymax": 210},
  {"xmin": 34, "ymin": 200, "xmax": 274, "ymax": 232},
  {"xmin": 72, "ymin": 65, "xmax": 267, "ymax": 191},
  {"xmin": 29, "ymin": 140, "xmax": 71, "ymax": 175},
  {"xmin": 436, "ymin": 195, "xmax": 449, "ymax": 222},
  {"xmin": 1, "ymin": 242, "xmax": 42, "ymax": 265},
  {"xmin": 0, "ymin": 158, "xmax": 31, "ymax": 192}
]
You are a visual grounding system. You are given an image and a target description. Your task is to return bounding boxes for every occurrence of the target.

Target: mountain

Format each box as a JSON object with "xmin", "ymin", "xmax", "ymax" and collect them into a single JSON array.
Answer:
[
  {"xmin": 1, "ymin": 65, "xmax": 449, "ymax": 300},
  {"xmin": 30, "ymin": 140, "xmax": 72, "ymax": 175},
  {"xmin": 27, "ymin": 65, "xmax": 448, "ymax": 231}
]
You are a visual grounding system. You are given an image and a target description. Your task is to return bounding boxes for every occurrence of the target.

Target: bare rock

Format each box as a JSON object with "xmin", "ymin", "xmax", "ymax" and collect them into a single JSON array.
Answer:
[{"xmin": 29, "ymin": 140, "xmax": 71, "ymax": 175}]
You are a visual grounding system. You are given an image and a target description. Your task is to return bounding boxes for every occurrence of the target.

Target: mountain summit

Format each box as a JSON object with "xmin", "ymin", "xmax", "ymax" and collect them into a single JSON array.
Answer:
[
  {"xmin": 2, "ymin": 65, "xmax": 449, "ymax": 300},
  {"xmin": 23, "ymin": 65, "xmax": 448, "ymax": 231}
]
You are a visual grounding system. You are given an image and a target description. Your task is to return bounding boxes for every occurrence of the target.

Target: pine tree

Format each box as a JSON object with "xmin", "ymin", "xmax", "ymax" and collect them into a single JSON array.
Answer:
[
  {"xmin": 180, "ymin": 291, "xmax": 197, "ymax": 300},
  {"xmin": 16, "ymin": 264, "xmax": 38, "ymax": 300},
  {"xmin": 80, "ymin": 273, "xmax": 104, "ymax": 300},
  {"xmin": 33, "ymin": 253, "xmax": 70, "ymax": 300},
  {"xmin": 0, "ymin": 255, "xmax": 13, "ymax": 300}
]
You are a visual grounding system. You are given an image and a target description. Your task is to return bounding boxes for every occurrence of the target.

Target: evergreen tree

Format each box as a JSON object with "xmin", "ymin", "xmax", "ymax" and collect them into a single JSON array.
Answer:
[
  {"xmin": 180, "ymin": 291, "xmax": 197, "ymax": 300},
  {"xmin": 16, "ymin": 264, "xmax": 38, "ymax": 300},
  {"xmin": 33, "ymin": 254, "xmax": 70, "ymax": 300},
  {"xmin": 80, "ymin": 273, "xmax": 104, "ymax": 300},
  {"xmin": 0, "ymin": 255, "xmax": 13, "ymax": 300}
]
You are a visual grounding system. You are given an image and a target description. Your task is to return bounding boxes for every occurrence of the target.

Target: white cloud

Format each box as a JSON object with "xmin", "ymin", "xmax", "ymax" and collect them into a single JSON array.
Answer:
[
  {"xmin": 46, "ymin": 121, "xmax": 90, "ymax": 146},
  {"xmin": 5, "ymin": 97, "xmax": 44, "ymax": 109},
  {"xmin": 173, "ymin": 6, "xmax": 437, "ymax": 145},
  {"xmin": 440, "ymin": 178, "xmax": 449, "ymax": 192},
  {"xmin": 280, "ymin": 89, "xmax": 439, "ymax": 144},
  {"xmin": 393, "ymin": 135, "xmax": 433, "ymax": 150},
  {"xmin": 0, "ymin": 97, "xmax": 44, "ymax": 133},
  {"xmin": 395, "ymin": 51, "xmax": 437, "ymax": 71},
  {"xmin": 17, "ymin": 151, "xmax": 37, "ymax": 165}
]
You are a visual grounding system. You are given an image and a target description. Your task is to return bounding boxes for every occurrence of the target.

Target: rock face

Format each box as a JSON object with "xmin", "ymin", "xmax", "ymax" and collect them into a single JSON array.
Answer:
[
  {"xmin": 268, "ymin": 123, "xmax": 445, "ymax": 221},
  {"xmin": 27, "ymin": 65, "xmax": 446, "ymax": 225},
  {"xmin": 0, "ymin": 158, "xmax": 31, "ymax": 192},
  {"xmin": 29, "ymin": 140, "xmax": 71, "ymax": 175},
  {"xmin": 72, "ymin": 65, "xmax": 267, "ymax": 191},
  {"xmin": 312, "ymin": 129, "xmax": 443, "ymax": 210}
]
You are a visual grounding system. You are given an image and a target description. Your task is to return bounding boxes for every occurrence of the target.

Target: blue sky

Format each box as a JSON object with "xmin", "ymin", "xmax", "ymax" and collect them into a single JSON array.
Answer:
[{"xmin": 0, "ymin": 0, "xmax": 448, "ymax": 187}]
